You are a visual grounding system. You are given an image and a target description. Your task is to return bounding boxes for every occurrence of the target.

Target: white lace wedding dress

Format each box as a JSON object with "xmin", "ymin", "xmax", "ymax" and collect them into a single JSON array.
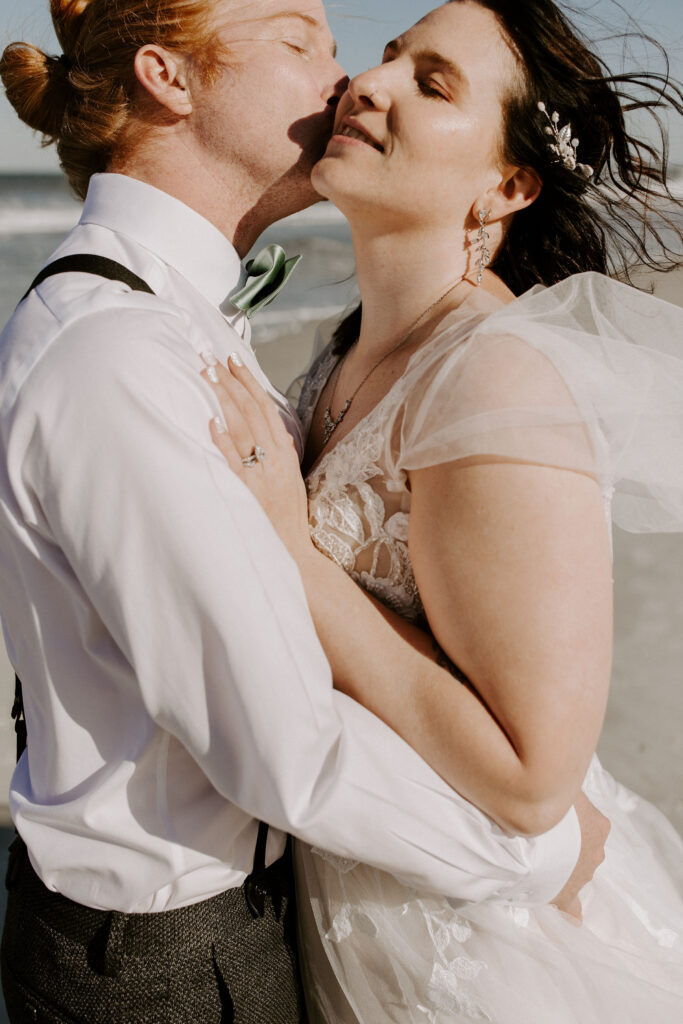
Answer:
[{"xmin": 292, "ymin": 273, "xmax": 683, "ymax": 1023}]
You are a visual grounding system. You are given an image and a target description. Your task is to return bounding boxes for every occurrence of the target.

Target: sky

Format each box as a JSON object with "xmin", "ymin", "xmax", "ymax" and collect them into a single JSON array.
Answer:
[{"xmin": 0, "ymin": 0, "xmax": 681, "ymax": 172}]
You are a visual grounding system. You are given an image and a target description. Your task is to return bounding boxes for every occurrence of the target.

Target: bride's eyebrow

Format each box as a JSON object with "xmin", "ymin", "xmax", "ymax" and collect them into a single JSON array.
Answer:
[
  {"xmin": 414, "ymin": 50, "xmax": 469, "ymax": 93},
  {"xmin": 383, "ymin": 38, "xmax": 468, "ymax": 93}
]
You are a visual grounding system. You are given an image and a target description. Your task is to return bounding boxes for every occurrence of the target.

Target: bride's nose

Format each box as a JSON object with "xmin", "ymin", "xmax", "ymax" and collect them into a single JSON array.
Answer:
[{"xmin": 347, "ymin": 69, "xmax": 390, "ymax": 110}]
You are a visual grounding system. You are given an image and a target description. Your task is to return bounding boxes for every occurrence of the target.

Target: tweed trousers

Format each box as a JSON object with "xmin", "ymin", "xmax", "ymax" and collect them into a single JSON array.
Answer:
[{"xmin": 1, "ymin": 834, "xmax": 307, "ymax": 1024}]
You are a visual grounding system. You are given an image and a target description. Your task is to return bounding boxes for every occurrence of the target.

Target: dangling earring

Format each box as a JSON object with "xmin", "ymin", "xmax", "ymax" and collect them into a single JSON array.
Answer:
[{"xmin": 475, "ymin": 208, "xmax": 491, "ymax": 286}]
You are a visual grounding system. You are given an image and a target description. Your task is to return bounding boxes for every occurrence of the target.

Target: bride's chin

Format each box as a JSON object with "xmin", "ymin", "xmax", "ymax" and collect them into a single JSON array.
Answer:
[
  {"xmin": 310, "ymin": 159, "xmax": 336, "ymax": 200},
  {"xmin": 310, "ymin": 162, "xmax": 365, "ymax": 217}
]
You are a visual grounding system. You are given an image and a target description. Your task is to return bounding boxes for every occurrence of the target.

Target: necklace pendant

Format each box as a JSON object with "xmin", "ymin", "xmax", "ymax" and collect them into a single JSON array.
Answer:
[{"xmin": 322, "ymin": 399, "xmax": 352, "ymax": 446}]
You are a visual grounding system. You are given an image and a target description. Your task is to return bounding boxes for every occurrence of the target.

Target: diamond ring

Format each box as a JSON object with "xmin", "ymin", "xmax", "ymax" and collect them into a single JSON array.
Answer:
[{"xmin": 241, "ymin": 445, "xmax": 267, "ymax": 468}]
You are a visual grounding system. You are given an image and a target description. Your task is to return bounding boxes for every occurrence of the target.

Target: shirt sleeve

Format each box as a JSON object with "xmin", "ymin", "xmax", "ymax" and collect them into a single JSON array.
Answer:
[{"xmin": 16, "ymin": 303, "xmax": 580, "ymax": 905}]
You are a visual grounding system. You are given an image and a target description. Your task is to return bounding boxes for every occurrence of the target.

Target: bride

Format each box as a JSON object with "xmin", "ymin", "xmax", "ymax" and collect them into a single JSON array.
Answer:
[{"xmin": 201, "ymin": 0, "xmax": 683, "ymax": 1019}]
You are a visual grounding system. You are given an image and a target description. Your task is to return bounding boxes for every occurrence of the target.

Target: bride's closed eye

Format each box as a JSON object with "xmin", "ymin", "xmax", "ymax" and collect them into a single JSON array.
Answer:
[
  {"xmin": 380, "ymin": 47, "xmax": 448, "ymax": 100},
  {"xmin": 416, "ymin": 77, "xmax": 448, "ymax": 99}
]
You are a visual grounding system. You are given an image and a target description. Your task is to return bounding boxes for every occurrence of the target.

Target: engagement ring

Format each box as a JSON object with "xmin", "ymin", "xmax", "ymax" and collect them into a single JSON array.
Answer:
[{"xmin": 241, "ymin": 445, "xmax": 266, "ymax": 468}]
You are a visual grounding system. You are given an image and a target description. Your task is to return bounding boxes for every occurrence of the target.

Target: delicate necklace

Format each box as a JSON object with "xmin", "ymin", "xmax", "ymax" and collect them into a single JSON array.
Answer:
[{"xmin": 321, "ymin": 274, "xmax": 467, "ymax": 448}]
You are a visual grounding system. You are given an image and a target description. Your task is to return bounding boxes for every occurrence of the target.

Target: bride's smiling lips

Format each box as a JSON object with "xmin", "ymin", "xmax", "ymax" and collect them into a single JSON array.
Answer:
[{"xmin": 330, "ymin": 116, "xmax": 385, "ymax": 153}]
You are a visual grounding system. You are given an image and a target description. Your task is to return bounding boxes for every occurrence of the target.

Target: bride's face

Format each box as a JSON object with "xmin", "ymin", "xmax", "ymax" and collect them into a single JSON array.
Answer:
[{"xmin": 311, "ymin": 0, "xmax": 520, "ymax": 229}]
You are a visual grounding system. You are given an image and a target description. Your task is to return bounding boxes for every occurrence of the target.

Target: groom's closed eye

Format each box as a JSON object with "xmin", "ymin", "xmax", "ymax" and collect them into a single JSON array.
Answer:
[{"xmin": 266, "ymin": 11, "xmax": 338, "ymax": 58}]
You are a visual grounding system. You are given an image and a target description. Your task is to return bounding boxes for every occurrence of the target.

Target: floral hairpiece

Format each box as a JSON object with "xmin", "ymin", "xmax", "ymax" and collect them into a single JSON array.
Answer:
[{"xmin": 537, "ymin": 102, "xmax": 593, "ymax": 181}]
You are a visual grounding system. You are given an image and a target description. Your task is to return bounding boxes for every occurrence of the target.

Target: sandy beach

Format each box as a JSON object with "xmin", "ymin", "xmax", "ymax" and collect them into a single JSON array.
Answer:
[{"xmin": 1, "ymin": 265, "xmax": 682, "ymax": 834}]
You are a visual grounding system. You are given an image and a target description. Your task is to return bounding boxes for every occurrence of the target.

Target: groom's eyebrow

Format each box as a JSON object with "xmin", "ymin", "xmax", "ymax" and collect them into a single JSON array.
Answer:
[{"xmin": 268, "ymin": 11, "xmax": 338, "ymax": 57}]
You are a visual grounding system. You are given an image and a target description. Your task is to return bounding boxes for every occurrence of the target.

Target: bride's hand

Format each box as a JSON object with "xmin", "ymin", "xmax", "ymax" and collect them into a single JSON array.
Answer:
[
  {"xmin": 551, "ymin": 791, "xmax": 610, "ymax": 922},
  {"xmin": 201, "ymin": 353, "xmax": 312, "ymax": 559}
]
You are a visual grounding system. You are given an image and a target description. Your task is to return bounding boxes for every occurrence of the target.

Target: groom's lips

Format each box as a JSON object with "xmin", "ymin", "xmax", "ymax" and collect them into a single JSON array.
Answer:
[{"xmin": 333, "ymin": 117, "xmax": 385, "ymax": 153}]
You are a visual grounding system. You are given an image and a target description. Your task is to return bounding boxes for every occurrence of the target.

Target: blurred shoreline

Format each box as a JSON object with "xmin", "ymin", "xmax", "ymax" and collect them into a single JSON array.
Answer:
[{"xmin": 0, "ymin": 177, "xmax": 682, "ymax": 832}]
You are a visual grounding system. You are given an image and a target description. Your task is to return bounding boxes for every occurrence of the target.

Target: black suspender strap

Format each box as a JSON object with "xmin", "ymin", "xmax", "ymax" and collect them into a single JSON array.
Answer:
[
  {"xmin": 12, "ymin": 255, "xmax": 154, "ymax": 760},
  {"xmin": 12, "ymin": 675, "xmax": 26, "ymax": 763},
  {"xmin": 20, "ymin": 254, "xmax": 155, "ymax": 303},
  {"xmin": 14, "ymin": 256, "xmax": 271, "ymax": 894},
  {"xmin": 245, "ymin": 820, "xmax": 270, "ymax": 918}
]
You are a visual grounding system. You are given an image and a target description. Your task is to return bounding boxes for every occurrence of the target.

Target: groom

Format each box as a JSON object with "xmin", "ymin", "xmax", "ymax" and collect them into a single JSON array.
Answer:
[{"xmin": 0, "ymin": 0, "xmax": 605, "ymax": 1020}]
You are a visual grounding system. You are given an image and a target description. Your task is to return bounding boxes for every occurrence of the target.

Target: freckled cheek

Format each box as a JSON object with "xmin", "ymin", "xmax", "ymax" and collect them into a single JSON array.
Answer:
[{"xmin": 269, "ymin": 60, "xmax": 320, "ymax": 101}]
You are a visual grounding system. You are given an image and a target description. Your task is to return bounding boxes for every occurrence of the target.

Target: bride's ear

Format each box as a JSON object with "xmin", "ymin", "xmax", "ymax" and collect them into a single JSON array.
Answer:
[{"xmin": 475, "ymin": 166, "xmax": 543, "ymax": 223}]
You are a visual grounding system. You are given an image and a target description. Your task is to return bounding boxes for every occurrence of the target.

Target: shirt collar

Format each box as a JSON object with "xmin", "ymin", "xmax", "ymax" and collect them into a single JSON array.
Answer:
[{"xmin": 80, "ymin": 173, "xmax": 244, "ymax": 308}]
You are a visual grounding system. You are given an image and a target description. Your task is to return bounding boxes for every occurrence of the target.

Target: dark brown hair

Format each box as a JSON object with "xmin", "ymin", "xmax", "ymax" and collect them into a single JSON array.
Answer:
[{"xmin": 333, "ymin": 0, "xmax": 683, "ymax": 353}]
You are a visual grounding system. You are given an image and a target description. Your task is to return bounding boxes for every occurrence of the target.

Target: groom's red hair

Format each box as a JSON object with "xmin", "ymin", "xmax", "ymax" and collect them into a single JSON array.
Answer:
[{"xmin": 0, "ymin": 0, "xmax": 228, "ymax": 199}]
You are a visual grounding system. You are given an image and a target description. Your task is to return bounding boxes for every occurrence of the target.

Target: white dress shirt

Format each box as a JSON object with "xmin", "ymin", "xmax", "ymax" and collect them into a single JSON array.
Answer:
[{"xmin": 0, "ymin": 173, "xmax": 580, "ymax": 913}]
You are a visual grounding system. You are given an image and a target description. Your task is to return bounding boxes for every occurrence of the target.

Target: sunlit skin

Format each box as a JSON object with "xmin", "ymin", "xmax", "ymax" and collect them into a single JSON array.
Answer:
[
  {"xmin": 112, "ymin": 0, "xmax": 347, "ymax": 254},
  {"xmin": 314, "ymin": 4, "xmax": 517, "ymax": 232},
  {"xmin": 203, "ymin": 2, "xmax": 613, "ymax": 918},
  {"xmin": 306, "ymin": 2, "xmax": 542, "ymax": 406}
]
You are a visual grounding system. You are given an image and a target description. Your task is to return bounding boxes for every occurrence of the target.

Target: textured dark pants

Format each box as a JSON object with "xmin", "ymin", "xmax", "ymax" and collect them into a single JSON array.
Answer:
[{"xmin": 1, "ymin": 836, "xmax": 306, "ymax": 1024}]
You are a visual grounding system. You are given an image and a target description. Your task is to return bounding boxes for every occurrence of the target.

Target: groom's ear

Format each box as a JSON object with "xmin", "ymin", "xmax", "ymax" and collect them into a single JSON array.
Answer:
[
  {"xmin": 133, "ymin": 45, "xmax": 194, "ymax": 118},
  {"xmin": 476, "ymin": 166, "xmax": 543, "ymax": 223}
]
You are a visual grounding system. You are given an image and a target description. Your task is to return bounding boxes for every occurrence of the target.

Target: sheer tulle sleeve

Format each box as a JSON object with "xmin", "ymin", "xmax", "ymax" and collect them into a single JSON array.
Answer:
[{"xmin": 389, "ymin": 273, "xmax": 683, "ymax": 533}]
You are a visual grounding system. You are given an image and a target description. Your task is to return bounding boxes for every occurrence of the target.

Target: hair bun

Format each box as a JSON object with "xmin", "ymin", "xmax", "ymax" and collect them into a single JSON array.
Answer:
[{"xmin": 0, "ymin": 42, "xmax": 72, "ymax": 139}]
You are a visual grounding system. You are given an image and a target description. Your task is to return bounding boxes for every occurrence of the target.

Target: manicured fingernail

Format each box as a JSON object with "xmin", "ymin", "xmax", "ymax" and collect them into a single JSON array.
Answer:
[
  {"xmin": 200, "ymin": 351, "xmax": 217, "ymax": 366},
  {"xmin": 229, "ymin": 352, "xmax": 244, "ymax": 368},
  {"xmin": 206, "ymin": 366, "xmax": 219, "ymax": 384},
  {"xmin": 213, "ymin": 417, "xmax": 226, "ymax": 434}
]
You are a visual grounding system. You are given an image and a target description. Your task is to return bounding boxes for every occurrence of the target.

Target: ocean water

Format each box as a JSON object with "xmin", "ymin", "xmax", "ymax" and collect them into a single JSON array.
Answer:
[
  {"xmin": 3, "ymin": 170, "xmax": 683, "ymax": 349},
  {"xmin": 0, "ymin": 173, "xmax": 358, "ymax": 353}
]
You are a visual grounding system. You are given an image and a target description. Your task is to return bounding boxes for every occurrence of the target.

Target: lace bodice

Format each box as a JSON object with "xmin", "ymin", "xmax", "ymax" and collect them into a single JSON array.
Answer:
[
  {"xmin": 299, "ymin": 345, "xmax": 425, "ymax": 622},
  {"xmin": 298, "ymin": 273, "xmax": 683, "ymax": 623}
]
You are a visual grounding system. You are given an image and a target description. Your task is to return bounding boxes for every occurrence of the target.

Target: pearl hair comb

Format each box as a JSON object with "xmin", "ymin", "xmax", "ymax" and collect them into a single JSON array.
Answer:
[{"xmin": 538, "ymin": 102, "xmax": 594, "ymax": 181}]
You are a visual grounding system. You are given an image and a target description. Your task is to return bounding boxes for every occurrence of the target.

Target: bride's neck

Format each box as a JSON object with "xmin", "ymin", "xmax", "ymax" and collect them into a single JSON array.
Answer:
[{"xmin": 350, "ymin": 221, "xmax": 471, "ymax": 358}]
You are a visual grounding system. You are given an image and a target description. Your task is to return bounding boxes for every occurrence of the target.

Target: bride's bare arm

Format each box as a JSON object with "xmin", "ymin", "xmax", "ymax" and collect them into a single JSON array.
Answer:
[
  {"xmin": 404, "ymin": 456, "xmax": 613, "ymax": 831},
  {"xmin": 203, "ymin": 356, "xmax": 611, "ymax": 836},
  {"xmin": 287, "ymin": 462, "xmax": 612, "ymax": 836}
]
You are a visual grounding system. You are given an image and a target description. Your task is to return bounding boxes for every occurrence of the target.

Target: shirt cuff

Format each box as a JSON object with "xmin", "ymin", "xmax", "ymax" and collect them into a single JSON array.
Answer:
[{"xmin": 499, "ymin": 806, "xmax": 581, "ymax": 906}]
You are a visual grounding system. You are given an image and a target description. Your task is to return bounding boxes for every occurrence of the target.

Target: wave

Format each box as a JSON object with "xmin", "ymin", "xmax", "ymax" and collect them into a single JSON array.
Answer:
[
  {"xmin": 0, "ymin": 207, "xmax": 82, "ymax": 236},
  {"xmin": 0, "ymin": 179, "xmax": 681, "ymax": 238},
  {"xmin": 0, "ymin": 197, "xmax": 347, "ymax": 237}
]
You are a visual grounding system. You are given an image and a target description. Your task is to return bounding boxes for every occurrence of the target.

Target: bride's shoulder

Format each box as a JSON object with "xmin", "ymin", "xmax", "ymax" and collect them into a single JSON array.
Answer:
[
  {"xmin": 412, "ymin": 267, "xmax": 683, "ymax": 428},
  {"xmin": 407, "ymin": 284, "xmax": 556, "ymax": 395},
  {"xmin": 430, "ymin": 269, "xmax": 683, "ymax": 377},
  {"xmin": 404, "ymin": 271, "xmax": 651, "ymax": 416}
]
